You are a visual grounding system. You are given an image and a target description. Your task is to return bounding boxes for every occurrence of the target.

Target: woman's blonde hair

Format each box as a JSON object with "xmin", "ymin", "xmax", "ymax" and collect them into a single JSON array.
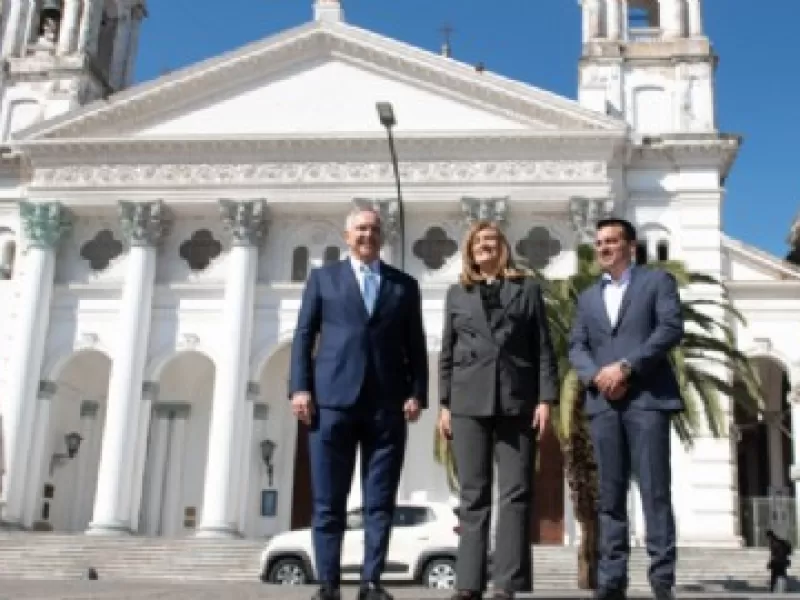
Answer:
[{"xmin": 459, "ymin": 220, "xmax": 527, "ymax": 287}]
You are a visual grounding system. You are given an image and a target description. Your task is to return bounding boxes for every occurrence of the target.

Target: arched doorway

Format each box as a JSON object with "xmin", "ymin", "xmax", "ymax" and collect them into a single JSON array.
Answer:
[
  {"xmin": 27, "ymin": 350, "xmax": 111, "ymax": 532},
  {"xmin": 139, "ymin": 351, "xmax": 215, "ymax": 536},
  {"xmin": 256, "ymin": 343, "xmax": 311, "ymax": 536},
  {"xmin": 735, "ymin": 356, "xmax": 793, "ymax": 546}
]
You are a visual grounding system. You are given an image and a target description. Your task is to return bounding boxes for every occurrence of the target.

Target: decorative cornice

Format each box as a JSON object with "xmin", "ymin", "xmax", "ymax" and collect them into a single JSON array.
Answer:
[
  {"xmin": 628, "ymin": 134, "xmax": 742, "ymax": 178},
  {"xmin": 31, "ymin": 159, "xmax": 608, "ymax": 189},
  {"xmin": 17, "ymin": 23, "xmax": 625, "ymax": 141}
]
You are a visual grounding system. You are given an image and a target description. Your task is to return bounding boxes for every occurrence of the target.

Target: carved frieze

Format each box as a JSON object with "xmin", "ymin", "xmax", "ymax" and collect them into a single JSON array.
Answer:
[{"xmin": 32, "ymin": 160, "xmax": 608, "ymax": 188}]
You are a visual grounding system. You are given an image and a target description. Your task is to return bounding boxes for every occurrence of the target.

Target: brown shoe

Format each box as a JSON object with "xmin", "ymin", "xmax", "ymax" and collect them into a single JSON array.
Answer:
[{"xmin": 450, "ymin": 592, "xmax": 482, "ymax": 600}]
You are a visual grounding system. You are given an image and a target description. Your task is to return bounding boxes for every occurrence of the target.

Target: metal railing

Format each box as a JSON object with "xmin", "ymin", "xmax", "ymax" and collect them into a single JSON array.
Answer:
[{"xmin": 740, "ymin": 495, "xmax": 797, "ymax": 547}]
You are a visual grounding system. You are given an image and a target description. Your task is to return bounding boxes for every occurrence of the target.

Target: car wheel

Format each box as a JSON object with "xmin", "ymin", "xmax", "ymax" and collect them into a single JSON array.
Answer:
[
  {"xmin": 267, "ymin": 557, "xmax": 311, "ymax": 585},
  {"xmin": 421, "ymin": 557, "xmax": 457, "ymax": 589}
]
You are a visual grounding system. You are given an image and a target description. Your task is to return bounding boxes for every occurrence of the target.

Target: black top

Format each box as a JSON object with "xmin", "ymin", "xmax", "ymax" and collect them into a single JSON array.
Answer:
[{"xmin": 479, "ymin": 278, "xmax": 504, "ymax": 321}]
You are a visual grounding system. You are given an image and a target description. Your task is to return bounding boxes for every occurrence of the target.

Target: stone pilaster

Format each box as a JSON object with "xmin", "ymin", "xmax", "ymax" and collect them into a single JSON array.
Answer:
[
  {"xmin": 88, "ymin": 201, "xmax": 171, "ymax": 535},
  {"xmin": 197, "ymin": 200, "xmax": 267, "ymax": 538},
  {"xmin": 2, "ymin": 202, "xmax": 71, "ymax": 527}
]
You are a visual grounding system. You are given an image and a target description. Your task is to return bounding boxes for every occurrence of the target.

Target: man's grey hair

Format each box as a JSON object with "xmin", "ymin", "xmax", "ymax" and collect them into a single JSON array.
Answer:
[{"xmin": 345, "ymin": 205, "xmax": 382, "ymax": 232}]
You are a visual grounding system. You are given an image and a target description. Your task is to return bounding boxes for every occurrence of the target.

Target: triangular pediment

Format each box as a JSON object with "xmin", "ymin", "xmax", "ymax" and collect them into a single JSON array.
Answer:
[
  {"xmin": 17, "ymin": 21, "xmax": 626, "ymax": 141},
  {"xmin": 723, "ymin": 235, "xmax": 800, "ymax": 282}
]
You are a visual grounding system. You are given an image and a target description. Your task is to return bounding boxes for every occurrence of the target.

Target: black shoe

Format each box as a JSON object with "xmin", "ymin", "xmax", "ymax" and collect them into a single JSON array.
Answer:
[
  {"xmin": 312, "ymin": 584, "xmax": 341, "ymax": 600},
  {"xmin": 652, "ymin": 584, "xmax": 675, "ymax": 600},
  {"xmin": 594, "ymin": 589, "xmax": 627, "ymax": 600},
  {"xmin": 492, "ymin": 591, "xmax": 515, "ymax": 599},
  {"xmin": 450, "ymin": 592, "xmax": 482, "ymax": 600},
  {"xmin": 358, "ymin": 582, "xmax": 394, "ymax": 600}
]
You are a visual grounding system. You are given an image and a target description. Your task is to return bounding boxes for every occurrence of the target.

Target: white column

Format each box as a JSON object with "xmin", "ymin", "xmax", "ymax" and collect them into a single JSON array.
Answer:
[
  {"xmin": 22, "ymin": 381, "xmax": 58, "ymax": 528},
  {"xmin": 1, "ymin": 0, "xmax": 24, "ymax": 56},
  {"xmin": 70, "ymin": 400, "xmax": 99, "ymax": 531},
  {"xmin": 1, "ymin": 202, "xmax": 71, "ymax": 528},
  {"xmin": 789, "ymin": 393, "xmax": 800, "ymax": 543},
  {"xmin": 660, "ymin": 0, "xmax": 684, "ymax": 38},
  {"xmin": 121, "ymin": 5, "xmax": 145, "ymax": 87},
  {"xmin": 88, "ymin": 201, "xmax": 170, "ymax": 535},
  {"xmin": 108, "ymin": 8, "xmax": 131, "ymax": 88},
  {"xmin": 197, "ymin": 199, "xmax": 268, "ymax": 537},
  {"xmin": 57, "ymin": 0, "xmax": 82, "ymax": 54},
  {"xmin": 582, "ymin": 0, "xmax": 601, "ymax": 41},
  {"xmin": 77, "ymin": 0, "xmax": 103, "ymax": 54},
  {"xmin": 606, "ymin": 0, "xmax": 622, "ymax": 40},
  {"xmin": 687, "ymin": 0, "xmax": 703, "ymax": 36},
  {"xmin": 236, "ymin": 384, "xmax": 261, "ymax": 536}
]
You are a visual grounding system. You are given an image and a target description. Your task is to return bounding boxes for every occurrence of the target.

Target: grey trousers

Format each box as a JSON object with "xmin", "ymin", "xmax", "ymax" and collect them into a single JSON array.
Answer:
[{"xmin": 451, "ymin": 415, "xmax": 536, "ymax": 593}]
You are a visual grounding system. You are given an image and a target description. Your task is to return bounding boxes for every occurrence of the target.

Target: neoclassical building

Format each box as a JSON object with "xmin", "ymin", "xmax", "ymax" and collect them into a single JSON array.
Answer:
[{"xmin": 0, "ymin": 0, "xmax": 798, "ymax": 547}]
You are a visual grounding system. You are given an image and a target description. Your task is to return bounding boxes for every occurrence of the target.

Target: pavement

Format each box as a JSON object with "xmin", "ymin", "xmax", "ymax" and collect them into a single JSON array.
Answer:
[{"xmin": 0, "ymin": 581, "xmax": 798, "ymax": 600}]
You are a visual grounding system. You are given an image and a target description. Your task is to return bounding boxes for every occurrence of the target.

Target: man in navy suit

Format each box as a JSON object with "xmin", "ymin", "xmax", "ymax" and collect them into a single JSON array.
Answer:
[
  {"xmin": 289, "ymin": 206, "xmax": 428, "ymax": 600},
  {"xmin": 568, "ymin": 218, "xmax": 684, "ymax": 600}
]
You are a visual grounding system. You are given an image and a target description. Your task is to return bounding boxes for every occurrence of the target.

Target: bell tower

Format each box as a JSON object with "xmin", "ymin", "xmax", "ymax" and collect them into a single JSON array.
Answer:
[
  {"xmin": 577, "ymin": 0, "xmax": 715, "ymax": 135},
  {"xmin": 0, "ymin": 0, "xmax": 147, "ymax": 140}
]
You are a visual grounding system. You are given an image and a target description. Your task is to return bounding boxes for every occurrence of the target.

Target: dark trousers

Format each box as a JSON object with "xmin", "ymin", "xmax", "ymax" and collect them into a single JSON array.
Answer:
[
  {"xmin": 451, "ymin": 415, "xmax": 535, "ymax": 593},
  {"xmin": 308, "ymin": 376, "xmax": 407, "ymax": 586},
  {"xmin": 589, "ymin": 408, "xmax": 676, "ymax": 592}
]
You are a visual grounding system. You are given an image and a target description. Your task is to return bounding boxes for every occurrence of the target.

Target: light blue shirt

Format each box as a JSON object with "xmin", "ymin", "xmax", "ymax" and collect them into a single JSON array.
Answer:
[
  {"xmin": 349, "ymin": 255, "xmax": 381, "ymax": 314},
  {"xmin": 601, "ymin": 265, "xmax": 633, "ymax": 327}
]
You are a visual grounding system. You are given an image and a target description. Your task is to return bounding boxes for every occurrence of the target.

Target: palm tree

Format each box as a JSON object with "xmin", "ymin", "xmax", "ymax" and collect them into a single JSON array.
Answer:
[{"xmin": 433, "ymin": 244, "xmax": 765, "ymax": 589}]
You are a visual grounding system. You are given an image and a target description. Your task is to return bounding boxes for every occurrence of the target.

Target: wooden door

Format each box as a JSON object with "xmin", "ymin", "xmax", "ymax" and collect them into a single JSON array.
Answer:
[
  {"xmin": 531, "ymin": 424, "xmax": 565, "ymax": 544},
  {"xmin": 291, "ymin": 422, "xmax": 313, "ymax": 530}
]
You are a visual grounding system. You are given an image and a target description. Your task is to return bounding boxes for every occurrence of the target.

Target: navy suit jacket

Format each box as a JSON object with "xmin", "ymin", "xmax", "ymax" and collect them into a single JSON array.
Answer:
[
  {"xmin": 288, "ymin": 259, "xmax": 429, "ymax": 410},
  {"xmin": 568, "ymin": 266, "xmax": 685, "ymax": 416}
]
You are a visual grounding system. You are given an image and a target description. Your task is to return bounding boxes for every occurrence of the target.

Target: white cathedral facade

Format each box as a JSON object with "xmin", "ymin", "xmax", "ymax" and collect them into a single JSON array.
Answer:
[{"xmin": 0, "ymin": 0, "xmax": 798, "ymax": 547}]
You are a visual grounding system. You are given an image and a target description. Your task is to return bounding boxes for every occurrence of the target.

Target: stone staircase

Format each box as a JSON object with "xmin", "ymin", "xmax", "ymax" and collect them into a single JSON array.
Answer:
[{"xmin": 0, "ymin": 533, "xmax": 778, "ymax": 592}]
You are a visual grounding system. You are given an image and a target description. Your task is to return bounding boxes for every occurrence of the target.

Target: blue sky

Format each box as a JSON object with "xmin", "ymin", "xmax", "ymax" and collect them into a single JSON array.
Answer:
[{"xmin": 134, "ymin": 1, "xmax": 798, "ymax": 259}]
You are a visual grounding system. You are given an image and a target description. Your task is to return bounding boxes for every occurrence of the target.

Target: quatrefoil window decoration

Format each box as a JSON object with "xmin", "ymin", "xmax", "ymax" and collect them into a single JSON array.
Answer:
[
  {"xmin": 515, "ymin": 227, "xmax": 562, "ymax": 270},
  {"xmin": 80, "ymin": 229, "xmax": 123, "ymax": 271},
  {"xmin": 179, "ymin": 229, "xmax": 222, "ymax": 271},
  {"xmin": 413, "ymin": 227, "xmax": 458, "ymax": 270}
]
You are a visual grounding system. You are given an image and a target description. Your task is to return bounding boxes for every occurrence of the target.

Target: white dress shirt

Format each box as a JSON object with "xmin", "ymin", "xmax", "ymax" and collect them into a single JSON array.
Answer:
[{"xmin": 602, "ymin": 267, "xmax": 632, "ymax": 327}]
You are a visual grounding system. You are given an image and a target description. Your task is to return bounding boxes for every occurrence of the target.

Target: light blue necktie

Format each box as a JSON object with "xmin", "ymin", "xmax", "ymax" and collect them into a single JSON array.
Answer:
[{"xmin": 361, "ymin": 264, "xmax": 377, "ymax": 315}]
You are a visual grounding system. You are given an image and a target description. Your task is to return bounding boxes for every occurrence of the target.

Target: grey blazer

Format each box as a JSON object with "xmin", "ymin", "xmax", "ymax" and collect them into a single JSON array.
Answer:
[
  {"xmin": 439, "ymin": 276, "xmax": 559, "ymax": 417},
  {"xmin": 568, "ymin": 266, "xmax": 685, "ymax": 416}
]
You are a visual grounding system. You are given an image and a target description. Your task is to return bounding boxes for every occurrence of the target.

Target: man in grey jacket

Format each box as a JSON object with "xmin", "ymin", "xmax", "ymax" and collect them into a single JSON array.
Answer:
[{"xmin": 569, "ymin": 218, "xmax": 684, "ymax": 600}]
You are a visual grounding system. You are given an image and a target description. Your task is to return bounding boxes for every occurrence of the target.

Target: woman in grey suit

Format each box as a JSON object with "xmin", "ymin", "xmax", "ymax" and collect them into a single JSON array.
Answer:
[{"xmin": 438, "ymin": 220, "xmax": 559, "ymax": 600}]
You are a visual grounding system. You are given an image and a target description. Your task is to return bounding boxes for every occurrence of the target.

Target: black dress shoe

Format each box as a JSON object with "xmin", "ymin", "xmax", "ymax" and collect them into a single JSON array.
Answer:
[
  {"xmin": 358, "ymin": 582, "xmax": 394, "ymax": 600},
  {"xmin": 593, "ymin": 589, "xmax": 627, "ymax": 600},
  {"xmin": 652, "ymin": 585, "xmax": 675, "ymax": 600},
  {"xmin": 312, "ymin": 584, "xmax": 342, "ymax": 600},
  {"xmin": 492, "ymin": 591, "xmax": 515, "ymax": 599},
  {"xmin": 450, "ymin": 592, "xmax": 482, "ymax": 600}
]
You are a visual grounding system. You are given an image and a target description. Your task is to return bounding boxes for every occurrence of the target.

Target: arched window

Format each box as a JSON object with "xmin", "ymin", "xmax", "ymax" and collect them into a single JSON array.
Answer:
[
  {"xmin": 628, "ymin": 0, "xmax": 660, "ymax": 29},
  {"xmin": 291, "ymin": 247, "xmax": 309, "ymax": 282},
  {"xmin": 656, "ymin": 240, "xmax": 670, "ymax": 262},
  {"xmin": 635, "ymin": 241, "xmax": 649, "ymax": 266},
  {"xmin": 0, "ymin": 238, "xmax": 16, "ymax": 279},
  {"xmin": 323, "ymin": 246, "xmax": 341, "ymax": 265}
]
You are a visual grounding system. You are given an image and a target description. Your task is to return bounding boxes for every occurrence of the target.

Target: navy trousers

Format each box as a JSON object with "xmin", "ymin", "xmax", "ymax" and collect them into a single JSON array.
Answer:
[
  {"xmin": 589, "ymin": 408, "xmax": 676, "ymax": 592},
  {"xmin": 308, "ymin": 373, "xmax": 407, "ymax": 586}
]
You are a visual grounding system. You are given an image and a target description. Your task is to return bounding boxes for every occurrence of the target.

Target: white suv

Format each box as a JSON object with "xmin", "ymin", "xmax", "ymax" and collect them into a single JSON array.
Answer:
[{"xmin": 259, "ymin": 501, "xmax": 460, "ymax": 589}]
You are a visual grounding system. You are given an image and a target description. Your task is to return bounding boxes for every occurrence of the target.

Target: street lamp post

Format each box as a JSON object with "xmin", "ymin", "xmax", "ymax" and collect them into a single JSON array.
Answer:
[{"xmin": 375, "ymin": 102, "xmax": 405, "ymax": 269}]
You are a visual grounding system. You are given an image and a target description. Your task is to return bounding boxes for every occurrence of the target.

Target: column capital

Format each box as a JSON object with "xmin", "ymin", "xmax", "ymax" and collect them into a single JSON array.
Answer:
[
  {"xmin": 38, "ymin": 380, "xmax": 58, "ymax": 399},
  {"xmin": 20, "ymin": 202, "xmax": 72, "ymax": 249},
  {"xmin": 119, "ymin": 200, "xmax": 172, "ymax": 247},
  {"xmin": 219, "ymin": 199, "xmax": 269, "ymax": 247},
  {"xmin": 569, "ymin": 197, "xmax": 614, "ymax": 244},
  {"xmin": 352, "ymin": 198, "xmax": 400, "ymax": 243},
  {"xmin": 461, "ymin": 196, "xmax": 508, "ymax": 227}
]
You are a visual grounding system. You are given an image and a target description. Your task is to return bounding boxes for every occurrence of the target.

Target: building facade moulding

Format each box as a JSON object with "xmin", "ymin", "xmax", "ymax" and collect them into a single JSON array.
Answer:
[{"xmin": 29, "ymin": 159, "xmax": 610, "ymax": 190}]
